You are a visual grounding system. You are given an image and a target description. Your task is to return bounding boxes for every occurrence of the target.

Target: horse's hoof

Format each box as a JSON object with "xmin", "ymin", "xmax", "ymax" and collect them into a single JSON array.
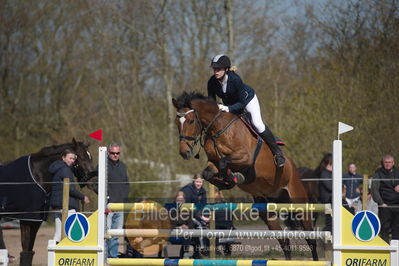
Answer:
[{"xmin": 232, "ymin": 172, "xmax": 245, "ymax": 184}]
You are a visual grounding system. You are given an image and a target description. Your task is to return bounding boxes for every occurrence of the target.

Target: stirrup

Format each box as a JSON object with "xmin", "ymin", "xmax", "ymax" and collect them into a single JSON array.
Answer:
[{"xmin": 273, "ymin": 154, "xmax": 285, "ymax": 168}]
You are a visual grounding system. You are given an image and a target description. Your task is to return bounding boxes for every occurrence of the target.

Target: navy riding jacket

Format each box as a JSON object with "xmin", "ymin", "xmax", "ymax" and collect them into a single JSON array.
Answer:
[
  {"xmin": 207, "ymin": 71, "xmax": 255, "ymax": 113},
  {"xmin": 179, "ymin": 183, "xmax": 207, "ymax": 204},
  {"xmin": 343, "ymin": 172, "xmax": 362, "ymax": 199}
]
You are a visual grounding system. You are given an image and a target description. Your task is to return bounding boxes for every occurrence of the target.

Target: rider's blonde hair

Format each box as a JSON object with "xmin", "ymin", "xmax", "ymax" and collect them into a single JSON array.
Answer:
[{"xmin": 229, "ymin": 65, "xmax": 238, "ymax": 72}]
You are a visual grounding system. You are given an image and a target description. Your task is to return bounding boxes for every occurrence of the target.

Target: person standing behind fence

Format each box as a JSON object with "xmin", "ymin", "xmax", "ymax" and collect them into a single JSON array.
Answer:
[
  {"xmin": 49, "ymin": 148, "xmax": 90, "ymax": 242},
  {"xmin": 180, "ymin": 174, "xmax": 207, "ymax": 204},
  {"xmin": 318, "ymin": 153, "xmax": 332, "ymax": 232},
  {"xmin": 343, "ymin": 163, "xmax": 363, "ymax": 213},
  {"xmin": 179, "ymin": 174, "xmax": 209, "ymax": 257},
  {"xmin": 371, "ymin": 154, "xmax": 399, "ymax": 243},
  {"xmin": 169, "ymin": 191, "xmax": 196, "ymax": 259},
  {"xmin": 106, "ymin": 142, "xmax": 130, "ymax": 258}
]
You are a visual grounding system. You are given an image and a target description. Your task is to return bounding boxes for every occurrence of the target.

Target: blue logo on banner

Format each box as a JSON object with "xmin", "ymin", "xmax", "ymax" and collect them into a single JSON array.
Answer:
[
  {"xmin": 352, "ymin": 210, "xmax": 380, "ymax": 241},
  {"xmin": 64, "ymin": 213, "xmax": 90, "ymax": 242}
]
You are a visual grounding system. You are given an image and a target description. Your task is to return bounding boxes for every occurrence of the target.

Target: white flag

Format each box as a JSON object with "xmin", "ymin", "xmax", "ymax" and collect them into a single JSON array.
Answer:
[{"xmin": 338, "ymin": 122, "xmax": 354, "ymax": 135}]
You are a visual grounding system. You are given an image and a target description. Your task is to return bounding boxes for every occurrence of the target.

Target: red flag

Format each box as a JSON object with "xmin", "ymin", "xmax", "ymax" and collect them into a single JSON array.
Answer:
[{"xmin": 89, "ymin": 129, "xmax": 102, "ymax": 141}]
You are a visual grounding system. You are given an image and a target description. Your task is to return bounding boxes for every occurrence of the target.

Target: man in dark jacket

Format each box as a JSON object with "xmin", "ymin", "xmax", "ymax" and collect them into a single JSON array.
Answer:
[
  {"xmin": 106, "ymin": 142, "xmax": 130, "ymax": 258},
  {"xmin": 49, "ymin": 148, "xmax": 90, "ymax": 242},
  {"xmin": 371, "ymin": 154, "xmax": 399, "ymax": 243}
]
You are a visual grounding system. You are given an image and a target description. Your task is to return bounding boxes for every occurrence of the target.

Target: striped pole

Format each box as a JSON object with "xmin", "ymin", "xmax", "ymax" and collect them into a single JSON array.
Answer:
[
  {"xmin": 107, "ymin": 258, "xmax": 331, "ymax": 266},
  {"xmin": 107, "ymin": 228, "xmax": 331, "ymax": 241},
  {"xmin": 108, "ymin": 202, "xmax": 331, "ymax": 214}
]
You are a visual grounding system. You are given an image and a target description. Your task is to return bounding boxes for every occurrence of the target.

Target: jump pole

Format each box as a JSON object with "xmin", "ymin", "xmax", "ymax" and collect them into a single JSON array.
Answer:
[
  {"xmin": 107, "ymin": 258, "xmax": 330, "ymax": 266},
  {"xmin": 108, "ymin": 202, "xmax": 331, "ymax": 213},
  {"xmin": 49, "ymin": 137, "xmax": 399, "ymax": 266},
  {"xmin": 107, "ymin": 228, "xmax": 331, "ymax": 240},
  {"xmin": 97, "ymin": 146, "xmax": 107, "ymax": 264},
  {"xmin": 332, "ymin": 138, "xmax": 343, "ymax": 264}
]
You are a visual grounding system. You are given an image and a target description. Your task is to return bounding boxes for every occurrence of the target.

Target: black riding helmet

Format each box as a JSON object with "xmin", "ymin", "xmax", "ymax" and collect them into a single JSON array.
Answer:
[{"xmin": 210, "ymin": 54, "xmax": 231, "ymax": 68}]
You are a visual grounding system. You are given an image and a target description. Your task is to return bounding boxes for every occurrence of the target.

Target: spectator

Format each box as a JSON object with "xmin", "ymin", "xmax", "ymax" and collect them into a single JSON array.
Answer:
[
  {"xmin": 343, "ymin": 163, "xmax": 363, "ymax": 213},
  {"xmin": 179, "ymin": 174, "xmax": 210, "ymax": 257},
  {"xmin": 180, "ymin": 174, "xmax": 207, "ymax": 204},
  {"xmin": 367, "ymin": 190, "xmax": 379, "ymax": 215},
  {"xmin": 318, "ymin": 153, "xmax": 332, "ymax": 231},
  {"xmin": 180, "ymin": 174, "xmax": 210, "ymax": 230},
  {"xmin": 169, "ymin": 191, "xmax": 197, "ymax": 258},
  {"xmin": 49, "ymin": 148, "xmax": 90, "ymax": 242},
  {"xmin": 371, "ymin": 154, "xmax": 399, "ymax": 243},
  {"xmin": 342, "ymin": 183, "xmax": 355, "ymax": 214},
  {"xmin": 106, "ymin": 142, "xmax": 130, "ymax": 258}
]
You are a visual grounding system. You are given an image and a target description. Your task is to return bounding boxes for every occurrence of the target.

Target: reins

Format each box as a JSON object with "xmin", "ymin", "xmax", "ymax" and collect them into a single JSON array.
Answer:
[
  {"xmin": 177, "ymin": 107, "xmax": 240, "ymax": 159},
  {"xmin": 204, "ymin": 112, "xmax": 240, "ymax": 159},
  {"xmin": 176, "ymin": 109, "xmax": 203, "ymax": 158}
]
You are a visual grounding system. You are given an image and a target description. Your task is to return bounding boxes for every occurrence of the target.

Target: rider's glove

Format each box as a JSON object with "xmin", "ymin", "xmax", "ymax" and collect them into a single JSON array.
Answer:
[{"xmin": 218, "ymin": 104, "xmax": 229, "ymax": 112}]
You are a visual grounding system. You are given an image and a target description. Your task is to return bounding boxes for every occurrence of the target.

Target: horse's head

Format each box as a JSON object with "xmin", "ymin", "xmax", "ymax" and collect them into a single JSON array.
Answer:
[
  {"xmin": 172, "ymin": 92, "xmax": 218, "ymax": 160},
  {"xmin": 172, "ymin": 98, "xmax": 202, "ymax": 159},
  {"xmin": 71, "ymin": 138, "xmax": 95, "ymax": 186}
]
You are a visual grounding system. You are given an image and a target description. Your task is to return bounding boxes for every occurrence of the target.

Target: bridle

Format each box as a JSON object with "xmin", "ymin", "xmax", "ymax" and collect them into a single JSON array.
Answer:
[
  {"xmin": 176, "ymin": 109, "xmax": 203, "ymax": 153},
  {"xmin": 71, "ymin": 150, "xmax": 93, "ymax": 186},
  {"xmin": 176, "ymin": 108, "xmax": 227, "ymax": 158}
]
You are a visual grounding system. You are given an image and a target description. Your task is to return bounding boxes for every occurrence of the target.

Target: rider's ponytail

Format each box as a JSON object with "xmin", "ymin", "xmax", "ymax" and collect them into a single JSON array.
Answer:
[{"xmin": 229, "ymin": 66, "xmax": 238, "ymax": 72}]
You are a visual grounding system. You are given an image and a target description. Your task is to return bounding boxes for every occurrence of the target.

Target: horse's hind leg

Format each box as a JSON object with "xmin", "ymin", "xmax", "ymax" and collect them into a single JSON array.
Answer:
[
  {"xmin": 0, "ymin": 226, "xmax": 5, "ymax": 249},
  {"xmin": 254, "ymin": 196, "xmax": 291, "ymax": 260},
  {"xmin": 296, "ymin": 209, "xmax": 319, "ymax": 261},
  {"xmin": 286, "ymin": 175, "xmax": 319, "ymax": 261},
  {"xmin": 20, "ymin": 220, "xmax": 41, "ymax": 266}
]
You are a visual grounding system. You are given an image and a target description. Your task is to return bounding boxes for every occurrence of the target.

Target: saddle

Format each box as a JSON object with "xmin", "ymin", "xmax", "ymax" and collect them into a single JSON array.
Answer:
[
  {"xmin": 239, "ymin": 112, "xmax": 285, "ymax": 146},
  {"xmin": 206, "ymin": 112, "xmax": 283, "ymax": 190}
]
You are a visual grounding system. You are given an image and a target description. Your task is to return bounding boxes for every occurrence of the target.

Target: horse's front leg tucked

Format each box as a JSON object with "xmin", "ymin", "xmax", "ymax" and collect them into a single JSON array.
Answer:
[
  {"xmin": 218, "ymin": 157, "xmax": 245, "ymax": 184},
  {"xmin": 202, "ymin": 161, "xmax": 236, "ymax": 190}
]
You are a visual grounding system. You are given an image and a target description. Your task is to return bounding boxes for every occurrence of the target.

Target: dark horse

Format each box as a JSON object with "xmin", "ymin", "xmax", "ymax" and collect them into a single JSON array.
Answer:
[
  {"xmin": 172, "ymin": 92, "xmax": 318, "ymax": 260},
  {"xmin": 0, "ymin": 139, "xmax": 94, "ymax": 266},
  {"xmin": 298, "ymin": 153, "xmax": 333, "ymax": 205}
]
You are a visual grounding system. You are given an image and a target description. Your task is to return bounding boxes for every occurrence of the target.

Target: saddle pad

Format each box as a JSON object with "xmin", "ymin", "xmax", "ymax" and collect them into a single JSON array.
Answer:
[{"xmin": 0, "ymin": 156, "xmax": 48, "ymax": 221}]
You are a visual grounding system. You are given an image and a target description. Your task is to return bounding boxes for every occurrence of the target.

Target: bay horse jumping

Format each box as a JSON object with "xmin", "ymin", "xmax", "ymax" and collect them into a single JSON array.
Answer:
[
  {"xmin": 172, "ymin": 92, "xmax": 318, "ymax": 260},
  {"xmin": 0, "ymin": 138, "xmax": 95, "ymax": 266}
]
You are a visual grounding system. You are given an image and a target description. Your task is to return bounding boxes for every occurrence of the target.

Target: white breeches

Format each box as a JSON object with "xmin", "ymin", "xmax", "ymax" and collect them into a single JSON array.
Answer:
[{"xmin": 244, "ymin": 94, "xmax": 265, "ymax": 133}]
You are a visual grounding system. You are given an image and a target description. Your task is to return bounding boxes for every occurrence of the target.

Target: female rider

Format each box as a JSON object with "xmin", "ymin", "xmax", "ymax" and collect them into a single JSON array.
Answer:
[{"xmin": 207, "ymin": 54, "xmax": 285, "ymax": 167}]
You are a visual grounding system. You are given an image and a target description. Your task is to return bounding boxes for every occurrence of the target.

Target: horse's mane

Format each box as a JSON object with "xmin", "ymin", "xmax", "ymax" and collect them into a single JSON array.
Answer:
[
  {"xmin": 174, "ymin": 91, "xmax": 215, "ymax": 109},
  {"xmin": 32, "ymin": 142, "xmax": 84, "ymax": 157}
]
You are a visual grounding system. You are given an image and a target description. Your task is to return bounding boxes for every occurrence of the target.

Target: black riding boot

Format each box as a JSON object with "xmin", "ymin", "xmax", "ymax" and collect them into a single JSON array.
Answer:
[
  {"xmin": 259, "ymin": 127, "xmax": 285, "ymax": 167},
  {"xmin": 20, "ymin": 251, "xmax": 35, "ymax": 266}
]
